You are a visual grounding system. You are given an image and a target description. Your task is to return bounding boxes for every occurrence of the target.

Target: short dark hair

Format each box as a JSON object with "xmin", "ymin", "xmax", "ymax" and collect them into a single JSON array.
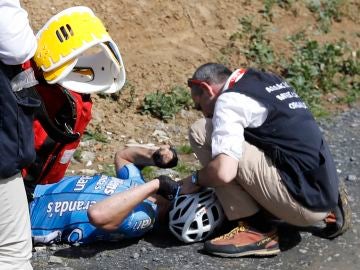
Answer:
[
  {"xmin": 189, "ymin": 63, "xmax": 232, "ymax": 95},
  {"xmin": 152, "ymin": 146, "xmax": 178, "ymax": 168}
]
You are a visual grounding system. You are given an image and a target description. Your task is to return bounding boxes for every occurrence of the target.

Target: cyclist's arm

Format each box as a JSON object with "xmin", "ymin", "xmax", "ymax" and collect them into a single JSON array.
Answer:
[
  {"xmin": 114, "ymin": 146, "xmax": 157, "ymax": 172},
  {"xmin": 87, "ymin": 179, "xmax": 160, "ymax": 231}
]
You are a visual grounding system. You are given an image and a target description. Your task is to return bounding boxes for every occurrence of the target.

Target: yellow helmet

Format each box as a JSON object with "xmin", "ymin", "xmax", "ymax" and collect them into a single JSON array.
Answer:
[{"xmin": 34, "ymin": 6, "xmax": 126, "ymax": 94}]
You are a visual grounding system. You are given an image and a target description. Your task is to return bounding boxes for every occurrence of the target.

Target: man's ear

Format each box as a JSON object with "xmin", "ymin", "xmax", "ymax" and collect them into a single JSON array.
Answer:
[{"xmin": 198, "ymin": 81, "xmax": 216, "ymax": 97}]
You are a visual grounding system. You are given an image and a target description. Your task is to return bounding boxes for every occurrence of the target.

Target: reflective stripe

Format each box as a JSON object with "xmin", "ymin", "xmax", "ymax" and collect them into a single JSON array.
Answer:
[{"xmin": 10, "ymin": 67, "xmax": 38, "ymax": 92}]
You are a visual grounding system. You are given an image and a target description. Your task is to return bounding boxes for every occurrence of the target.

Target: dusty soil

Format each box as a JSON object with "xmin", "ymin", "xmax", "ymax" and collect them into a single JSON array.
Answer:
[{"xmin": 22, "ymin": 0, "xmax": 359, "ymax": 173}]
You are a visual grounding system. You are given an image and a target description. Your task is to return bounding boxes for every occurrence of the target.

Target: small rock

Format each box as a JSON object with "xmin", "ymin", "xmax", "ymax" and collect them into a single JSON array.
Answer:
[
  {"xmin": 48, "ymin": 256, "xmax": 63, "ymax": 265},
  {"xmin": 34, "ymin": 246, "xmax": 47, "ymax": 252},
  {"xmin": 153, "ymin": 168, "xmax": 179, "ymax": 178},
  {"xmin": 127, "ymin": 139, "xmax": 138, "ymax": 144},
  {"xmin": 346, "ymin": 175, "xmax": 357, "ymax": 182},
  {"xmin": 131, "ymin": 252, "xmax": 140, "ymax": 259},
  {"xmin": 86, "ymin": 160, "xmax": 93, "ymax": 167},
  {"xmin": 152, "ymin": 130, "xmax": 170, "ymax": 142},
  {"xmin": 80, "ymin": 151, "xmax": 96, "ymax": 163},
  {"xmin": 79, "ymin": 169, "xmax": 98, "ymax": 175}
]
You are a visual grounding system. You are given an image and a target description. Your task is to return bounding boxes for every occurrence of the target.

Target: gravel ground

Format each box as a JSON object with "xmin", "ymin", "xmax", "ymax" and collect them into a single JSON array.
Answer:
[{"xmin": 31, "ymin": 107, "xmax": 360, "ymax": 270}]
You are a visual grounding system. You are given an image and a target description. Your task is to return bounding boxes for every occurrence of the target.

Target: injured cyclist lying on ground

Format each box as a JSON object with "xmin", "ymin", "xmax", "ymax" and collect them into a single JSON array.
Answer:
[{"xmin": 29, "ymin": 144, "xmax": 224, "ymax": 245}]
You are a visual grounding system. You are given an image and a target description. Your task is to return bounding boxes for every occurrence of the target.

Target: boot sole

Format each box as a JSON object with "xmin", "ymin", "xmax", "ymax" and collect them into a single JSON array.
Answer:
[{"xmin": 209, "ymin": 247, "xmax": 280, "ymax": 258}]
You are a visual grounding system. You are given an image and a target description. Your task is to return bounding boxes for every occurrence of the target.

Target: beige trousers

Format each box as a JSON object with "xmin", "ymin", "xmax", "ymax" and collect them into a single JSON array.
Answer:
[
  {"xmin": 189, "ymin": 118, "xmax": 327, "ymax": 227},
  {"xmin": 0, "ymin": 174, "xmax": 32, "ymax": 270}
]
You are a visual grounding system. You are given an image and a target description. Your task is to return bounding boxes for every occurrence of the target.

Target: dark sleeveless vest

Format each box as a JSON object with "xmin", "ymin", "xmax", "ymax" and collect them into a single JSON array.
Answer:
[
  {"xmin": 0, "ymin": 61, "xmax": 40, "ymax": 178},
  {"xmin": 225, "ymin": 68, "xmax": 338, "ymax": 211}
]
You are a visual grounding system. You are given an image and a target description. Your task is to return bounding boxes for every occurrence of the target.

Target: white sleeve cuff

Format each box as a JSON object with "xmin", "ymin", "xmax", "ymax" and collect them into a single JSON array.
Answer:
[{"xmin": 212, "ymin": 135, "xmax": 243, "ymax": 161}]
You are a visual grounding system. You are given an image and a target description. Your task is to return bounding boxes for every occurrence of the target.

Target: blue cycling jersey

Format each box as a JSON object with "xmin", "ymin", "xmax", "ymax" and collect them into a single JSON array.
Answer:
[{"xmin": 30, "ymin": 164, "xmax": 157, "ymax": 245}]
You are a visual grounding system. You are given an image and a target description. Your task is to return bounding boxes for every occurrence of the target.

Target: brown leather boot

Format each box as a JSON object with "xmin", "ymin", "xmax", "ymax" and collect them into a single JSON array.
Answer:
[{"xmin": 204, "ymin": 222, "xmax": 280, "ymax": 257}]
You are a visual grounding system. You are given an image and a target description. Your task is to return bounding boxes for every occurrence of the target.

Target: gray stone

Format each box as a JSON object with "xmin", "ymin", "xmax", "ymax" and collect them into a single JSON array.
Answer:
[{"xmin": 48, "ymin": 256, "xmax": 63, "ymax": 265}]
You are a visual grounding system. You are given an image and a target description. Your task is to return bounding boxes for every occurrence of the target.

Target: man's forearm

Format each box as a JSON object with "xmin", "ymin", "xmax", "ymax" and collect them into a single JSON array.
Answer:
[
  {"xmin": 88, "ymin": 179, "xmax": 160, "ymax": 231},
  {"xmin": 180, "ymin": 154, "xmax": 238, "ymax": 194},
  {"xmin": 199, "ymin": 154, "xmax": 238, "ymax": 186}
]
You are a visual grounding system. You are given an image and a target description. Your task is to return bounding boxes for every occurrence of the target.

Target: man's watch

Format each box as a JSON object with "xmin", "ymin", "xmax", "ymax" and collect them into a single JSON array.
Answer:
[{"xmin": 191, "ymin": 170, "xmax": 200, "ymax": 186}]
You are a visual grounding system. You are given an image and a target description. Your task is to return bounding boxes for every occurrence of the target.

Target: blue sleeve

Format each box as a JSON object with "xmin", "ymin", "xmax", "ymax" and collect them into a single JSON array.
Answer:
[
  {"xmin": 117, "ymin": 200, "xmax": 158, "ymax": 238},
  {"xmin": 116, "ymin": 164, "xmax": 145, "ymax": 185}
]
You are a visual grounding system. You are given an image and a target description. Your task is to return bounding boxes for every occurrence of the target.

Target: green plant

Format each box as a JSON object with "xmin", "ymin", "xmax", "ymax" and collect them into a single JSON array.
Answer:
[
  {"xmin": 307, "ymin": 0, "xmax": 343, "ymax": 33},
  {"xmin": 231, "ymin": 17, "xmax": 275, "ymax": 69},
  {"xmin": 221, "ymin": 14, "xmax": 359, "ymax": 117},
  {"xmin": 141, "ymin": 86, "xmax": 193, "ymax": 121},
  {"xmin": 173, "ymin": 161, "xmax": 197, "ymax": 178},
  {"xmin": 277, "ymin": 0, "xmax": 294, "ymax": 9},
  {"xmin": 243, "ymin": 18, "xmax": 274, "ymax": 68},
  {"xmin": 337, "ymin": 53, "xmax": 360, "ymax": 104},
  {"xmin": 262, "ymin": 0, "xmax": 276, "ymax": 21},
  {"xmin": 281, "ymin": 38, "xmax": 359, "ymax": 116},
  {"xmin": 262, "ymin": 0, "xmax": 295, "ymax": 21},
  {"xmin": 100, "ymin": 164, "xmax": 116, "ymax": 177},
  {"xmin": 73, "ymin": 149, "xmax": 82, "ymax": 162},
  {"xmin": 177, "ymin": 144, "xmax": 193, "ymax": 155},
  {"xmin": 83, "ymin": 130, "xmax": 108, "ymax": 143},
  {"xmin": 141, "ymin": 166, "xmax": 156, "ymax": 181}
]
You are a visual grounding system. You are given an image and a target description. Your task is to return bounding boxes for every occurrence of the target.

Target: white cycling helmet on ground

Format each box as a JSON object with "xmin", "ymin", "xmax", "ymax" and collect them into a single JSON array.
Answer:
[
  {"xmin": 34, "ymin": 6, "xmax": 126, "ymax": 94},
  {"xmin": 169, "ymin": 188, "xmax": 224, "ymax": 243}
]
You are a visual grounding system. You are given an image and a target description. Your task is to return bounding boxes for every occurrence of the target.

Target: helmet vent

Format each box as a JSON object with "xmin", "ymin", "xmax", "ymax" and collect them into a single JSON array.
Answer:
[
  {"xmin": 56, "ymin": 24, "xmax": 74, "ymax": 43},
  {"xmin": 169, "ymin": 189, "xmax": 224, "ymax": 243},
  {"xmin": 199, "ymin": 197, "xmax": 207, "ymax": 204},
  {"xmin": 199, "ymin": 189, "xmax": 211, "ymax": 198},
  {"xmin": 173, "ymin": 209, "xmax": 181, "ymax": 220},
  {"xmin": 188, "ymin": 233, "xmax": 197, "ymax": 240},
  {"xmin": 189, "ymin": 221, "xmax": 198, "ymax": 230},
  {"xmin": 173, "ymin": 227, "xmax": 182, "ymax": 235},
  {"xmin": 66, "ymin": 24, "xmax": 74, "ymax": 35},
  {"xmin": 175, "ymin": 196, "xmax": 186, "ymax": 206},
  {"xmin": 180, "ymin": 199, "xmax": 193, "ymax": 216},
  {"xmin": 211, "ymin": 206, "xmax": 220, "ymax": 220},
  {"xmin": 202, "ymin": 213, "xmax": 210, "ymax": 226}
]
